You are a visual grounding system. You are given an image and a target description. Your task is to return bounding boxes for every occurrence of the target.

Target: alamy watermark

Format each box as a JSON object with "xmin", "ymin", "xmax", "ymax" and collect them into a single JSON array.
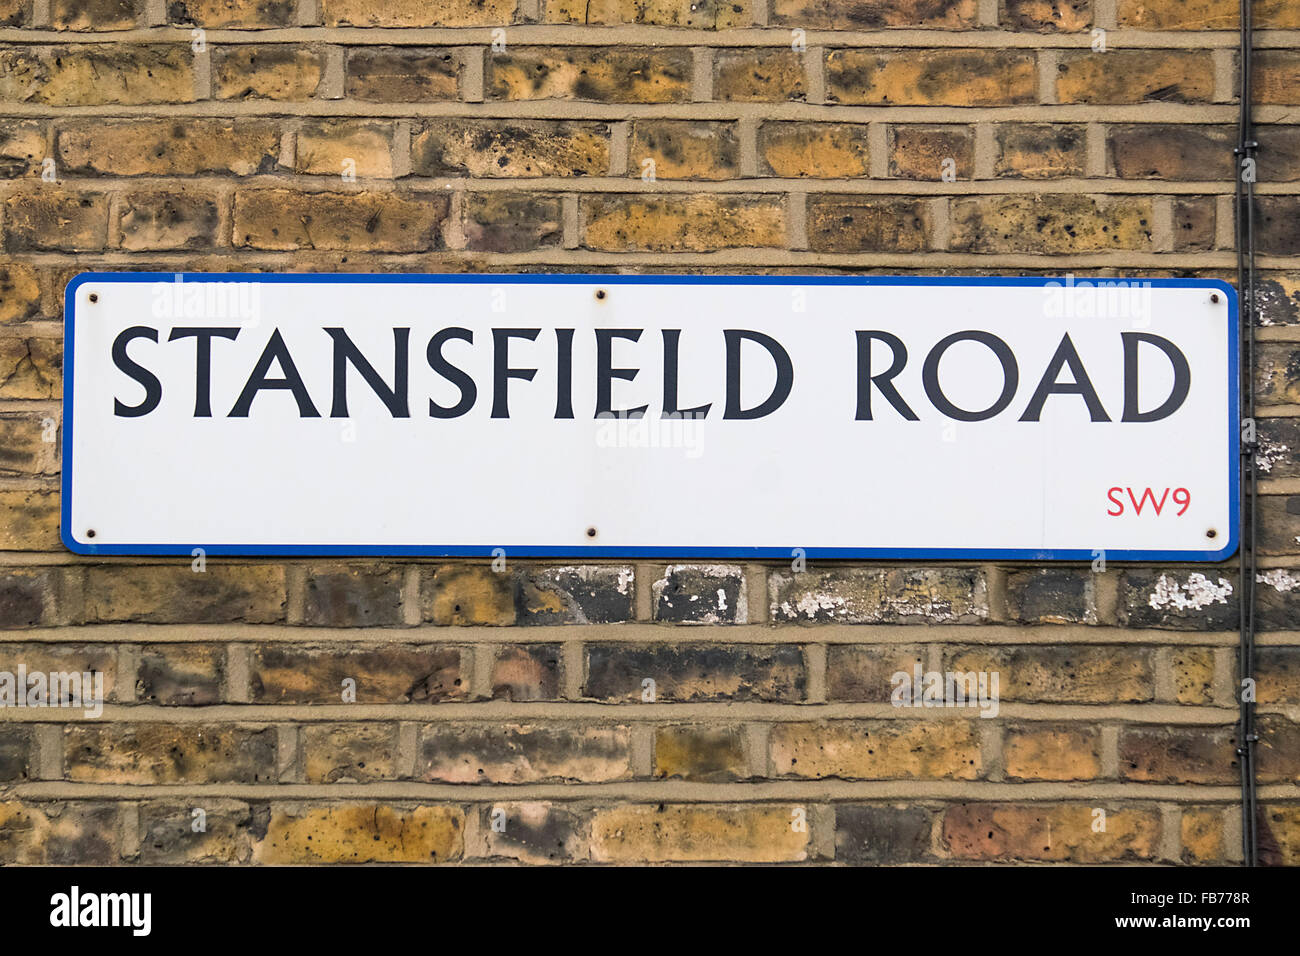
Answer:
[
  {"xmin": 891, "ymin": 664, "xmax": 1000, "ymax": 718},
  {"xmin": 0, "ymin": 666, "xmax": 104, "ymax": 718}
]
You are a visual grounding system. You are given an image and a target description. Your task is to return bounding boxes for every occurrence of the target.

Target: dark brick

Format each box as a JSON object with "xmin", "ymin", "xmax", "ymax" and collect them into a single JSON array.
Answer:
[
  {"xmin": 1118, "ymin": 569, "xmax": 1237, "ymax": 629},
  {"xmin": 1109, "ymin": 125, "xmax": 1234, "ymax": 180},
  {"xmin": 826, "ymin": 645, "xmax": 926, "ymax": 702},
  {"xmin": 136, "ymin": 644, "xmax": 224, "ymax": 705},
  {"xmin": 584, "ymin": 644, "xmax": 805, "ymax": 702},
  {"xmin": 250, "ymin": 644, "xmax": 464, "ymax": 704},
  {"xmin": 653, "ymin": 565, "xmax": 745, "ymax": 624},
  {"xmin": 491, "ymin": 644, "xmax": 561, "ymax": 700},
  {"xmin": 1120, "ymin": 725, "xmax": 1237, "ymax": 784},
  {"xmin": 1006, "ymin": 569, "xmax": 1095, "ymax": 624},
  {"xmin": 807, "ymin": 196, "xmax": 931, "ymax": 253},
  {"xmin": 835, "ymin": 805, "xmax": 934, "ymax": 863},
  {"xmin": 479, "ymin": 802, "xmax": 586, "ymax": 864},
  {"xmin": 304, "ymin": 566, "xmax": 405, "ymax": 627},
  {"xmin": 518, "ymin": 566, "xmax": 635, "ymax": 625},
  {"xmin": 464, "ymin": 193, "xmax": 561, "ymax": 252},
  {"xmin": 0, "ymin": 726, "xmax": 31, "ymax": 781}
]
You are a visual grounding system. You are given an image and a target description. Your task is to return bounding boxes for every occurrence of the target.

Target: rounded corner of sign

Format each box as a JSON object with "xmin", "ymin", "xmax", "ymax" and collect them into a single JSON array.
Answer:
[
  {"xmin": 59, "ymin": 524, "xmax": 94, "ymax": 556},
  {"xmin": 1206, "ymin": 279, "xmax": 1240, "ymax": 312}
]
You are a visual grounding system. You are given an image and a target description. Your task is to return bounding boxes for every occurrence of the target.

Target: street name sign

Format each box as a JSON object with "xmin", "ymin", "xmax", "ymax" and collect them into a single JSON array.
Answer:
[{"xmin": 62, "ymin": 274, "xmax": 1238, "ymax": 560}]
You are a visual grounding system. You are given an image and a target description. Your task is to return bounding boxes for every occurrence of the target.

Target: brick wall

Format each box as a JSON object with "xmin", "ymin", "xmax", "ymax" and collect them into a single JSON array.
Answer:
[{"xmin": 1, "ymin": 0, "xmax": 1298, "ymax": 865}]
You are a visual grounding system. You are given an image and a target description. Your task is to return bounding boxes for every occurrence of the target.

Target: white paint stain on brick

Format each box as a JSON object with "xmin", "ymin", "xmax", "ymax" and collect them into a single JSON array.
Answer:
[
  {"xmin": 1256, "ymin": 438, "xmax": 1289, "ymax": 473},
  {"xmin": 1257, "ymin": 569, "xmax": 1300, "ymax": 592},
  {"xmin": 1147, "ymin": 573, "xmax": 1233, "ymax": 611}
]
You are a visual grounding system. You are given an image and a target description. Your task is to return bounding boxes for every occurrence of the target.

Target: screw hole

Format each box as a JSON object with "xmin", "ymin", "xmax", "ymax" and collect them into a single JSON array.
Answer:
[
  {"xmin": 88, "ymin": 293, "xmax": 98, "ymax": 303},
  {"xmin": 1206, "ymin": 529, "xmax": 1218, "ymax": 539},
  {"xmin": 586, "ymin": 526, "xmax": 597, "ymax": 538},
  {"xmin": 85, "ymin": 529, "xmax": 96, "ymax": 538},
  {"xmin": 595, "ymin": 290, "xmax": 606, "ymax": 300},
  {"xmin": 1211, "ymin": 293, "xmax": 1220, "ymax": 303}
]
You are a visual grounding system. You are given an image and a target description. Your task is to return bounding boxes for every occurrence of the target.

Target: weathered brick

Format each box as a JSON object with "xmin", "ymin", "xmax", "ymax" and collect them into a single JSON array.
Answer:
[
  {"xmin": 0, "ymin": 340, "xmax": 60, "ymax": 400},
  {"xmin": 827, "ymin": 645, "xmax": 926, "ymax": 702},
  {"xmin": 0, "ymin": 0, "xmax": 25, "ymax": 25},
  {"xmin": 136, "ymin": 643, "xmax": 224, "ymax": 705},
  {"xmin": 1108, "ymin": 125, "xmax": 1233, "ymax": 181},
  {"xmin": 1181, "ymin": 807, "xmax": 1226, "ymax": 864},
  {"xmin": 491, "ymin": 644, "xmax": 561, "ymax": 700},
  {"xmin": 0, "ymin": 412, "xmax": 54, "ymax": 476},
  {"xmin": 518, "ymin": 566, "xmax": 635, "ymax": 625},
  {"xmin": 1258, "ymin": 197, "xmax": 1300, "ymax": 257},
  {"xmin": 630, "ymin": 121, "xmax": 740, "ymax": 181},
  {"xmin": 233, "ymin": 189, "xmax": 448, "ymax": 252},
  {"xmin": 478, "ymin": 802, "xmax": 586, "ymax": 864},
  {"xmin": 418, "ymin": 723, "xmax": 631, "ymax": 783},
  {"xmin": 944, "ymin": 645, "xmax": 1153, "ymax": 702},
  {"xmin": 1258, "ymin": 420, "xmax": 1300, "ymax": 477},
  {"xmin": 1256, "ymin": 127, "xmax": 1300, "ymax": 182},
  {"xmin": 1259, "ymin": 715, "xmax": 1300, "ymax": 783},
  {"xmin": 585, "ymin": 644, "xmax": 806, "ymax": 702},
  {"xmin": 1006, "ymin": 569, "xmax": 1095, "ymax": 624},
  {"xmin": 254, "ymin": 804, "xmax": 463, "ymax": 863},
  {"xmin": 323, "ymin": 0, "xmax": 516, "ymax": 26},
  {"xmin": 213, "ymin": 46, "xmax": 324, "ymax": 100},
  {"xmin": 0, "ymin": 643, "xmax": 115, "ymax": 697},
  {"xmin": 58, "ymin": 119, "xmax": 280, "ymax": 177},
  {"xmin": 1173, "ymin": 196, "xmax": 1216, "ymax": 252},
  {"xmin": 827, "ymin": 49, "xmax": 1037, "ymax": 106},
  {"xmin": 0, "ymin": 121, "xmax": 45, "ymax": 178},
  {"xmin": 250, "ymin": 644, "xmax": 464, "ymax": 704},
  {"xmin": 888, "ymin": 125, "xmax": 973, "ymax": 180},
  {"xmin": 1003, "ymin": 724, "xmax": 1101, "ymax": 781},
  {"xmin": 465, "ymin": 193, "xmax": 562, "ymax": 252},
  {"xmin": 1118, "ymin": 569, "xmax": 1236, "ymax": 630},
  {"xmin": 52, "ymin": 0, "xmax": 134, "ymax": 29},
  {"xmin": 757, "ymin": 122, "xmax": 871, "ymax": 178},
  {"xmin": 0, "ymin": 263, "xmax": 41, "ymax": 323},
  {"xmin": 84, "ymin": 564, "xmax": 286, "ymax": 624},
  {"xmin": 835, "ymin": 805, "xmax": 934, "ymax": 863},
  {"xmin": 0, "ymin": 46, "xmax": 194, "ymax": 106},
  {"xmin": 713, "ymin": 49, "xmax": 807, "ymax": 102},
  {"xmin": 1056, "ymin": 50, "xmax": 1215, "ymax": 104},
  {"xmin": 1257, "ymin": 344, "xmax": 1300, "ymax": 405},
  {"xmin": 0, "ymin": 726, "xmax": 31, "ymax": 781},
  {"xmin": 582, "ymin": 194, "xmax": 786, "ymax": 252},
  {"xmin": 1002, "ymin": 0, "xmax": 1089, "ymax": 30},
  {"xmin": 806, "ymin": 196, "xmax": 932, "ymax": 253},
  {"xmin": 345, "ymin": 48, "xmax": 459, "ymax": 102},
  {"xmin": 412, "ymin": 119, "xmax": 609, "ymax": 177},
  {"xmin": 1119, "ymin": 0, "xmax": 1300, "ymax": 29},
  {"xmin": 0, "ymin": 489, "xmax": 59, "ymax": 548},
  {"xmin": 1120, "ymin": 725, "xmax": 1237, "ymax": 784},
  {"xmin": 168, "ymin": 0, "xmax": 295, "ymax": 26},
  {"xmin": 654, "ymin": 725, "xmax": 747, "ymax": 781},
  {"xmin": 773, "ymin": 0, "xmax": 974, "ymax": 27},
  {"xmin": 0, "ymin": 568, "xmax": 54, "ymax": 629},
  {"xmin": 591, "ymin": 804, "xmax": 809, "ymax": 862},
  {"xmin": 1258, "ymin": 646, "xmax": 1300, "ymax": 705},
  {"xmin": 771, "ymin": 720, "xmax": 982, "ymax": 780},
  {"xmin": 140, "ymin": 800, "xmax": 254, "ymax": 864},
  {"xmin": 303, "ymin": 723, "xmax": 399, "ymax": 783},
  {"xmin": 65, "ymin": 724, "xmax": 277, "ymax": 784},
  {"xmin": 1256, "ymin": 52, "xmax": 1300, "ymax": 106},
  {"xmin": 4, "ymin": 189, "xmax": 109, "ymax": 252},
  {"xmin": 994, "ymin": 123, "xmax": 1086, "ymax": 179},
  {"xmin": 423, "ymin": 565, "xmax": 515, "ymax": 625},
  {"xmin": 943, "ymin": 803, "xmax": 1160, "ymax": 861},
  {"xmin": 1261, "ymin": 805, "xmax": 1300, "ymax": 866},
  {"xmin": 770, "ymin": 567, "xmax": 986, "ymax": 623},
  {"xmin": 545, "ymin": 0, "xmax": 750, "ymax": 27},
  {"xmin": 304, "ymin": 565, "xmax": 405, "ymax": 627},
  {"xmin": 119, "ymin": 189, "xmax": 220, "ymax": 251},
  {"xmin": 653, "ymin": 564, "xmax": 745, "ymax": 624},
  {"xmin": 488, "ymin": 48, "xmax": 692, "ymax": 103},
  {"xmin": 0, "ymin": 801, "xmax": 119, "ymax": 864},
  {"xmin": 948, "ymin": 195, "xmax": 1153, "ymax": 253},
  {"xmin": 1172, "ymin": 647, "xmax": 1215, "ymax": 704},
  {"xmin": 1260, "ymin": 497, "xmax": 1300, "ymax": 556},
  {"xmin": 294, "ymin": 120, "xmax": 395, "ymax": 178}
]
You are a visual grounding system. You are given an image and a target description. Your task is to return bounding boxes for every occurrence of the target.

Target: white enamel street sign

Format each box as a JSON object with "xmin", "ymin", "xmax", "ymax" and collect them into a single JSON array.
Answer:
[{"xmin": 62, "ymin": 274, "xmax": 1238, "ymax": 560}]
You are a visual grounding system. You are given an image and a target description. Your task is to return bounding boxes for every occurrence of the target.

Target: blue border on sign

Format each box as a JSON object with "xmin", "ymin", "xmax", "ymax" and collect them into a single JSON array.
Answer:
[{"xmin": 60, "ymin": 272, "xmax": 1240, "ymax": 562}]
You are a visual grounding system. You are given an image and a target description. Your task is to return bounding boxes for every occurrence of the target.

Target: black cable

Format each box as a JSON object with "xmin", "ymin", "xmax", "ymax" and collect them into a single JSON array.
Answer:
[{"xmin": 1234, "ymin": 0, "xmax": 1259, "ymax": 868}]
